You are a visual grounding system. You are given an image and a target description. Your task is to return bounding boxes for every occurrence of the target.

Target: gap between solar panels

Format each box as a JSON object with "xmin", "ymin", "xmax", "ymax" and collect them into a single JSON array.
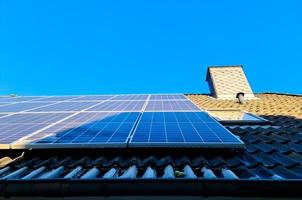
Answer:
[{"xmin": 0, "ymin": 94, "xmax": 244, "ymax": 149}]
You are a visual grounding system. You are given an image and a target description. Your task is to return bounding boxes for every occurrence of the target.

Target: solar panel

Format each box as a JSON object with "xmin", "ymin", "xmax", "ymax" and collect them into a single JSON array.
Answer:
[
  {"xmin": 0, "ymin": 102, "xmax": 54, "ymax": 112},
  {"xmin": 111, "ymin": 95, "xmax": 148, "ymax": 101},
  {"xmin": 145, "ymin": 100, "xmax": 202, "ymax": 111},
  {"xmin": 14, "ymin": 112, "xmax": 140, "ymax": 148},
  {"xmin": 0, "ymin": 96, "xmax": 46, "ymax": 103},
  {"xmin": 32, "ymin": 96, "xmax": 82, "ymax": 102},
  {"xmin": 73, "ymin": 95, "xmax": 114, "ymax": 101},
  {"xmin": 0, "ymin": 114, "xmax": 8, "ymax": 118},
  {"xmin": 0, "ymin": 113, "xmax": 72, "ymax": 148},
  {"xmin": 0, "ymin": 103, "xmax": 11, "ymax": 107},
  {"xmin": 87, "ymin": 101, "xmax": 145, "ymax": 111},
  {"xmin": 150, "ymin": 94, "xmax": 188, "ymax": 100},
  {"xmin": 29, "ymin": 101, "xmax": 100, "ymax": 112},
  {"xmin": 129, "ymin": 112, "xmax": 244, "ymax": 148}
]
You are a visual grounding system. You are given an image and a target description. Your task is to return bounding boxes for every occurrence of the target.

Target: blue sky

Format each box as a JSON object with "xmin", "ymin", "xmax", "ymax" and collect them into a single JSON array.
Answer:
[{"xmin": 0, "ymin": 0, "xmax": 301, "ymax": 95}]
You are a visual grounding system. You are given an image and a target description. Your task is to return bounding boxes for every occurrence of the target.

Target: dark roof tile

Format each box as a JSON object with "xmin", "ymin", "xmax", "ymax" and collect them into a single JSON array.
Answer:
[
  {"xmin": 241, "ymin": 135, "xmax": 260, "ymax": 144},
  {"xmin": 174, "ymin": 156, "xmax": 191, "ymax": 167},
  {"xmin": 156, "ymin": 156, "xmax": 174, "ymax": 167},
  {"xmin": 66, "ymin": 156, "xmax": 90, "ymax": 168},
  {"xmin": 270, "ymin": 142, "xmax": 292, "ymax": 154},
  {"xmin": 291, "ymin": 166, "xmax": 302, "ymax": 176},
  {"xmin": 237, "ymin": 153, "xmax": 258, "ymax": 168},
  {"xmin": 270, "ymin": 152, "xmax": 299, "ymax": 168},
  {"xmin": 286, "ymin": 134, "xmax": 302, "ymax": 144},
  {"xmin": 191, "ymin": 156, "xmax": 207, "ymax": 167},
  {"xmin": 141, "ymin": 156, "xmax": 157, "ymax": 167},
  {"xmin": 254, "ymin": 142, "xmax": 276, "ymax": 153},
  {"xmin": 207, "ymin": 156, "xmax": 225, "ymax": 167},
  {"xmin": 224, "ymin": 157, "xmax": 242, "ymax": 167},
  {"xmin": 102, "ymin": 156, "xmax": 130, "ymax": 168},
  {"xmin": 252, "ymin": 152, "xmax": 279, "ymax": 168},
  {"xmin": 271, "ymin": 165, "xmax": 302, "ymax": 179},
  {"xmin": 285, "ymin": 143, "xmax": 302, "ymax": 153},
  {"xmin": 269, "ymin": 133, "xmax": 290, "ymax": 143},
  {"xmin": 287, "ymin": 152, "xmax": 302, "ymax": 165},
  {"xmin": 87, "ymin": 156, "xmax": 106, "ymax": 168},
  {"xmin": 231, "ymin": 165, "xmax": 258, "ymax": 179},
  {"xmin": 245, "ymin": 144, "xmax": 259, "ymax": 154},
  {"xmin": 250, "ymin": 165, "xmax": 276, "ymax": 179}
]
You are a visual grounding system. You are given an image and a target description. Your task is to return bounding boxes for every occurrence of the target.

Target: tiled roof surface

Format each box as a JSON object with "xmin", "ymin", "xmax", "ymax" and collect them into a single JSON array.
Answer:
[
  {"xmin": 189, "ymin": 93, "xmax": 302, "ymax": 118},
  {"xmin": 0, "ymin": 93, "xmax": 302, "ymax": 196},
  {"xmin": 188, "ymin": 93, "xmax": 302, "ymax": 178}
]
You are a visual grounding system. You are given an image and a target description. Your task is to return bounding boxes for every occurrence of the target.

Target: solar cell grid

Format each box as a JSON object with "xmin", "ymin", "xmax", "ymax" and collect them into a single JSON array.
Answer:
[
  {"xmin": 0, "ymin": 102, "xmax": 55, "ymax": 112},
  {"xmin": 0, "ymin": 113, "xmax": 72, "ymax": 124},
  {"xmin": 32, "ymin": 96, "xmax": 81, "ymax": 102},
  {"xmin": 150, "ymin": 94, "xmax": 187, "ymax": 100},
  {"xmin": 29, "ymin": 101, "xmax": 100, "ymax": 112},
  {"xmin": 111, "ymin": 95, "xmax": 148, "ymax": 100},
  {"xmin": 0, "ymin": 124, "xmax": 50, "ymax": 144},
  {"xmin": 0, "ymin": 103, "xmax": 11, "ymax": 107},
  {"xmin": 0, "ymin": 113, "xmax": 73, "ymax": 146},
  {"xmin": 129, "ymin": 112, "xmax": 243, "ymax": 147},
  {"xmin": 0, "ymin": 96, "xmax": 46, "ymax": 103},
  {"xmin": 145, "ymin": 100, "xmax": 201, "ymax": 111},
  {"xmin": 51, "ymin": 111, "xmax": 140, "ymax": 124},
  {"xmin": 73, "ymin": 95, "xmax": 114, "ymax": 101},
  {"xmin": 21, "ymin": 112, "xmax": 140, "ymax": 147},
  {"xmin": 87, "ymin": 101, "xmax": 145, "ymax": 111}
]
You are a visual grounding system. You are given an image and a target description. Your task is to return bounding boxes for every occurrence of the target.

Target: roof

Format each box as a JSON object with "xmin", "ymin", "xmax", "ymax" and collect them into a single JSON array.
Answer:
[
  {"xmin": 206, "ymin": 65, "xmax": 256, "ymax": 100},
  {"xmin": 0, "ymin": 93, "xmax": 301, "ymax": 197}
]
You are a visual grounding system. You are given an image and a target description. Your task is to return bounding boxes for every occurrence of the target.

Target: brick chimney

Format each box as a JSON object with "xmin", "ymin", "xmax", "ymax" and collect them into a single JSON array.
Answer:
[{"xmin": 206, "ymin": 65, "xmax": 256, "ymax": 100}]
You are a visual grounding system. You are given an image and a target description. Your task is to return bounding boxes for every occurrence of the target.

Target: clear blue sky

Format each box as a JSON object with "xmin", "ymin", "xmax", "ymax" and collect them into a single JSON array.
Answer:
[{"xmin": 0, "ymin": 0, "xmax": 301, "ymax": 95}]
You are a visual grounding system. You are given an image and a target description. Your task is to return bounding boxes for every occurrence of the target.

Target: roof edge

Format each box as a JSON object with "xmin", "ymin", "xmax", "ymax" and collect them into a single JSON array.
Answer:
[
  {"xmin": 1, "ymin": 179, "xmax": 302, "ymax": 197},
  {"xmin": 186, "ymin": 93, "xmax": 302, "ymax": 97},
  {"xmin": 263, "ymin": 92, "xmax": 302, "ymax": 97}
]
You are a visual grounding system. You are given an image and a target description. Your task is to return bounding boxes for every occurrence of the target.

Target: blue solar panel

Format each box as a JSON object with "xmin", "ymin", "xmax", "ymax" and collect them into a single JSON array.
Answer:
[
  {"xmin": 0, "ymin": 103, "xmax": 11, "ymax": 107},
  {"xmin": 30, "ymin": 101, "xmax": 100, "ymax": 112},
  {"xmin": 0, "ymin": 113, "xmax": 72, "ymax": 145},
  {"xmin": 0, "ymin": 102, "xmax": 54, "ymax": 112},
  {"xmin": 111, "ymin": 95, "xmax": 148, "ymax": 100},
  {"xmin": 87, "ymin": 101, "xmax": 145, "ymax": 111},
  {"xmin": 0, "ymin": 96, "xmax": 46, "ymax": 103},
  {"xmin": 19, "ymin": 112, "xmax": 140, "ymax": 148},
  {"xmin": 129, "ymin": 112, "xmax": 244, "ymax": 148},
  {"xmin": 150, "ymin": 94, "xmax": 187, "ymax": 100},
  {"xmin": 33, "ymin": 96, "xmax": 82, "ymax": 102},
  {"xmin": 73, "ymin": 95, "xmax": 114, "ymax": 101},
  {"xmin": 145, "ymin": 100, "xmax": 202, "ymax": 111}
]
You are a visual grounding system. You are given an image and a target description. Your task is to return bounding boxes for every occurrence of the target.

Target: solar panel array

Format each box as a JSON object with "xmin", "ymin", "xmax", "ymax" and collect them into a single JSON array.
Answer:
[{"xmin": 0, "ymin": 94, "xmax": 244, "ymax": 149}]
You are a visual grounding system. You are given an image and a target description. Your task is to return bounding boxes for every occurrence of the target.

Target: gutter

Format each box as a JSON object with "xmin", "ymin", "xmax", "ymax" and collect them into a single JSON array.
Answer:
[{"xmin": 0, "ymin": 179, "xmax": 302, "ymax": 197}]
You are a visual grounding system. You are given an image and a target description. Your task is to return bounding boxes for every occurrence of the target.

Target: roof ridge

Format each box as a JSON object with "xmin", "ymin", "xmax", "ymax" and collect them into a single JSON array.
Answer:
[{"xmin": 262, "ymin": 92, "xmax": 302, "ymax": 97}]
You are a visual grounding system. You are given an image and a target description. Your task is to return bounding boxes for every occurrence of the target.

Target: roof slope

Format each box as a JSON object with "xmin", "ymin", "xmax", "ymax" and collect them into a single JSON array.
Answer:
[
  {"xmin": 190, "ymin": 93, "xmax": 302, "ymax": 118},
  {"xmin": 0, "ymin": 93, "xmax": 302, "ymax": 197}
]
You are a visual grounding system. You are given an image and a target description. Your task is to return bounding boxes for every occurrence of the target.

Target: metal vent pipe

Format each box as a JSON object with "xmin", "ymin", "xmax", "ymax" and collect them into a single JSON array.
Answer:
[{"xmin": 236, "ymin": 92, "xmax": 245, "ymax": 104}]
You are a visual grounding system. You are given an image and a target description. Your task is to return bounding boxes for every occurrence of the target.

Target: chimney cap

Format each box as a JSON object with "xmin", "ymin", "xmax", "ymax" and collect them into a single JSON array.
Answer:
[{"xmin": 206, "ymin": 65, "xmax": 243, "ymax": 81}]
